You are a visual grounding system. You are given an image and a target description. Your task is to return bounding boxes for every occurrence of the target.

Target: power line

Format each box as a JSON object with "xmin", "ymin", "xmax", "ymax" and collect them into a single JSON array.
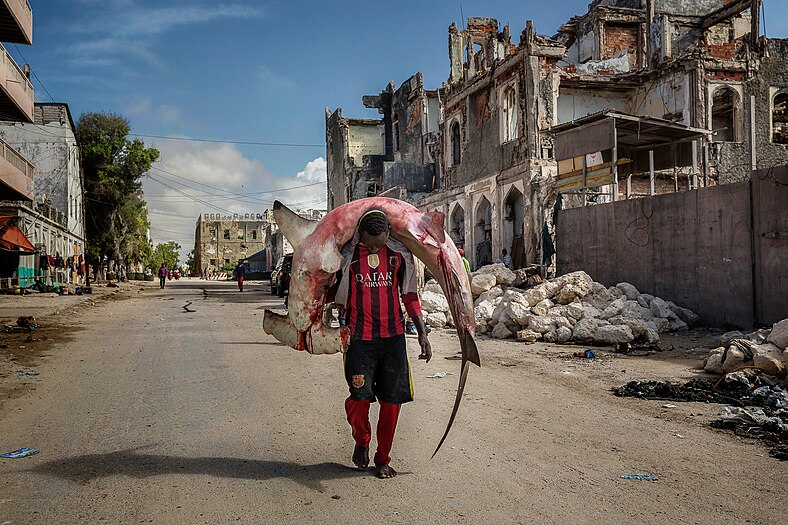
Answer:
[
  {"xmin": 12, "ymin": 44, "xmax": 55, "ymax": 102},
  {"xmin": 155, "ymin": 160, "xmax": 326, "ymax": 196},
  {"xmin": 131, "ymin": 133, "xmax": 324, "ymax": 148}
]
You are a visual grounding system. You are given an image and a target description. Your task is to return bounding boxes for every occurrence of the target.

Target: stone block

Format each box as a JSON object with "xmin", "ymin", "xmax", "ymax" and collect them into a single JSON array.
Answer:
[
  {"xmin": 421, "ymin": 290, "xmax": 449, "ymax": 313},
  {"xmin": 767, "ymin": 318, "xmax": 788, "ymax": 350}
]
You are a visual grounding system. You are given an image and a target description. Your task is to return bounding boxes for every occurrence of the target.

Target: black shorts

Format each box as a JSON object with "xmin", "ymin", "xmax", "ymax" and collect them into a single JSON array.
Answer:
[{"xmin": 344, "ymin": 334, "xmax": 413, "ymax": 404}]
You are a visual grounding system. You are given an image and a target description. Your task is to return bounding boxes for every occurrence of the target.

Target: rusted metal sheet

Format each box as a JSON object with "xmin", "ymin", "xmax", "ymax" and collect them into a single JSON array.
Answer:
[
  {"xmin": 752, "ymin": 166, "xmax": 788, "ymax": 325},
  {"xmin": 556, "ymin": 181, "xmax": 754, "ymax": 329}
]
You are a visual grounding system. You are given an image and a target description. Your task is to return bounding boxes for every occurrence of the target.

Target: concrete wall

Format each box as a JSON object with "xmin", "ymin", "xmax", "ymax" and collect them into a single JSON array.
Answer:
[
  {"xmin": 347, "ymin": 124, "xmax": 383, "ymax": 166},
  {"xmin": 556, "ymin": 169, "xmax": 788, "ymax": 328}
]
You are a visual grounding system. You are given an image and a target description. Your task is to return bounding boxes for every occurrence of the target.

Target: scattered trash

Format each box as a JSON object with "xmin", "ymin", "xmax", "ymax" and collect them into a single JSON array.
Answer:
[
  {"xmin": 662, "ymin": 404, "xmax": 677, "ymax": 409},
  {"xmin": 427, "ymin": 372, "xmax": 447, "ymax": 378},
  {"xmin": 620, "ymin": 473, "xmax": 658, "ymax": 481},
  {"xmin": 331, "ymin": 495, "xmax": 341, "ymax": 500},
  {"xmin": 618, "ymin": 376, "xmax": 788, "ymax": 459},
  {"xmin": 25, "ymin": 371, "xmax": 39, "ymax": 376},
  {"xmin": 1, "ymin": 448, "xmax": 40, "ymax": 459},
  {"xmin": 498, "ymin": 360, "xmax": 516, "ymax": 367},
  {"xmin": 183, "ymin": 301, "xmax": 196, "ymax": 313},
  {"xmin": 444, "ymin": 355, "xmax": 462, "ymax": 361}
]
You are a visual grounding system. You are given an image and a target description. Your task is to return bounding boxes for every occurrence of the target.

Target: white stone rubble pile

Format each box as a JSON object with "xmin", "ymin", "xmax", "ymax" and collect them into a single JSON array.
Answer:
[
  {"xmin": 420, "ymin": 263, "xmax": 700, "ymax": 346},
  {"xmin": 703, "ymin": 318, "xmax": 788, "ymax": 378}
]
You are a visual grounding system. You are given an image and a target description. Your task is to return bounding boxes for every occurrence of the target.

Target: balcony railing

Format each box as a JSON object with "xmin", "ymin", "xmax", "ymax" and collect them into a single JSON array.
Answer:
[
  {"xmin": 0, "ymin": 136, "xmax": 33, "ymax": 179},
  {"xmin": 19, "ymin": 0, "xmax": 31, "ymax": 21},
  {"xmin": 0, "ymin": 42, "xmax": 33, "ymax": 100}
]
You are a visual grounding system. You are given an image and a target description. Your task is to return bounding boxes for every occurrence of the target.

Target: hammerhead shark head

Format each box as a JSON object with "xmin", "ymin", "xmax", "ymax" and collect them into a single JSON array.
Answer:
[{"xmin": 263, "ymin": 197, "xmax": 480, "ymax": 457}]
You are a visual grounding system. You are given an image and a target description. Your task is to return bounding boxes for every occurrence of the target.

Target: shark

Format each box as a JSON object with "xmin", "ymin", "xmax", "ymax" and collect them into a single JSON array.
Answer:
[{"xmin": 263, "ymin": 197, "xmax": 480, "ymax": 456}]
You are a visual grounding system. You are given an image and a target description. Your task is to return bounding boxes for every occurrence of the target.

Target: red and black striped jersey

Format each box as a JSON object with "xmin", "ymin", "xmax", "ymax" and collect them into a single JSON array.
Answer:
[{"xmin": 346, "ymin": 244, "xmax": 420, "ymax": 341}]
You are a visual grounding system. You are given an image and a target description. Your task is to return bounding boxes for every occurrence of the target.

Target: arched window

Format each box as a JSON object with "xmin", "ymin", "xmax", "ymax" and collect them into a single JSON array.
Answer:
[
  {"xmin": 772, "ymin": 91, "xmax": 788, "ymax": 144},
  {"xmin": 451, "ymin": 121, "xmax": 461, "ymax": 166},
  {"xmin": 711, "ymin": 87, "xmax": 739, "ymax": 142},
  {"xmin": 501, "ymin": 86, "xmax": 518, "ymax": 143}
]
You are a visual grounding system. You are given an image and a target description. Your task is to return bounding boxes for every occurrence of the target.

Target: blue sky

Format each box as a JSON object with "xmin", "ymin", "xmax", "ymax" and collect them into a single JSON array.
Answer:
[{"xmin": 19, "ymin": 0, "xmax": 788, "ymax": 252}]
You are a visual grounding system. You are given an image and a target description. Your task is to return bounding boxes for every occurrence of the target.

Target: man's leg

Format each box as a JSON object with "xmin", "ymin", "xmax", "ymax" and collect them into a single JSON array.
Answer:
[
  {"xmin": 374, "ymin": 401, "xmax": 401, "ymax": 477},
  {"xmin": 345, "ymin": 398, "xmax": 371, "ymax": 470},
  {"xmin": 344, "ymin": 339, "xmax": 376, "ymax": 470}
]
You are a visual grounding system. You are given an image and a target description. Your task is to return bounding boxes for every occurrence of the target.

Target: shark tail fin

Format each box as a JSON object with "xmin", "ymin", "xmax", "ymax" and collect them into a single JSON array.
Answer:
[
  {"xmin": 273, "ymin": 200, "xmax": 319, "ymax": 249},
  {"xmin": 432, "ymin": 357, "xmax": 471, "ymax": 458}
]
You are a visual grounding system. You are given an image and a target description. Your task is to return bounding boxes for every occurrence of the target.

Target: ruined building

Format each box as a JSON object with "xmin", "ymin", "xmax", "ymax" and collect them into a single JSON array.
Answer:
[
  {"xmin": 193, "ymin": 207, "xmax": 326, "ymax": 274},
  {"xmin": 326, "ymin": 0, "xmax": 788, "ymax": 272},
  {"xmin": 325, "ymin": 72, "xmax": 442, "ymax": 208},
  {"xmin": 193, "ymin": 213, "xmax": 271, "ymax": 274}
]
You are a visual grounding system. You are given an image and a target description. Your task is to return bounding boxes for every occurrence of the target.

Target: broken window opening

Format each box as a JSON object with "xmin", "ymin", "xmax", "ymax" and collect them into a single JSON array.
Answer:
[
  {"xmin": 366, "ymin": 182, "xmax": 380, "ymax": 197},
  {"xmin": 393, "ymin": 121, "xmax": 400, "ymax": 151},
  {"xmin": 474, "ymin": 197, "xmax": 493, "ymax": 268},
  {"xmin": 223, "ymin": 229, "xmax": 230, "ymax": 239},
  {"xmin": 711, "ymin": 87, "xmax": 739, "ymax": 142},
  {"xmin": 251, "ymin": 230, "xmax": 257, "ymax": 240},
  {"xmin": 237, "ymin": 228, "xmax": 245, "ymax": 240},
  {"xmin": 449, "ymin": 205, "xmax": 465, "ymax": 248},
  {"xmin": 451, "ymin": 121, "xmax": 461, "ymax": 166},
  {"xmin": 501, "ymin": 86, "xmax": 518, "ymax": 143},
  {"xmin": 772, "ymin": 91, "xmax": 788, "ymax": 144}
]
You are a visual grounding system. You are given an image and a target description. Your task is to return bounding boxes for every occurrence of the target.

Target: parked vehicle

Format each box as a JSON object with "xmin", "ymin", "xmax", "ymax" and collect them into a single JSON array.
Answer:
[
  {"xmin": 173, "ymin": 269, "xmax": 181, "ymax": 280},
  {"xmin": 270, "ymin": 254, "xmax": 293, "ymax": 297}
]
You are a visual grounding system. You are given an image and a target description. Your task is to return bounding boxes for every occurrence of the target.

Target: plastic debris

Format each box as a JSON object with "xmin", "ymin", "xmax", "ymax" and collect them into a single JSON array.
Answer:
[
  {"xmin": 620, "ymin": 473, "xmax": 658, "ymax": 481},
  {"xmin": 427, "ymin": 372, "xmax": 447, "ymax": 378},
  {"xmin": 662, "ymin": 404, "xmax": 676, "ymax": 408},
  {"xmin": 1, "ymin": 448, "xmax": 40, "ymax": 459}
]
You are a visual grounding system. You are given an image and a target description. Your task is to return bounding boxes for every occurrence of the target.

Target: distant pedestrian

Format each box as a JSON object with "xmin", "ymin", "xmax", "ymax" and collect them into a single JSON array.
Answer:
[
  {"xmin": 235, "ymin": 261, "xmax": 246, "ymax": 292},
  {"xmin": 158, "ymin": 264, "xmax": 167, "ymax": 289},
  {"xmin": 495, "ymin": 249, "xmax": 513, "ymax": 270},
  {"xmin": 458, "ymin": 248, "xmax": 470, "ymax": 273}
]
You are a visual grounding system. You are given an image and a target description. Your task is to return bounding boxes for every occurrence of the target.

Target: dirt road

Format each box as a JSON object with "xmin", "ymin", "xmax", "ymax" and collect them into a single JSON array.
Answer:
[{"xmin": 1, "ymin": 279, "xmax": 785, "ymax": 524}]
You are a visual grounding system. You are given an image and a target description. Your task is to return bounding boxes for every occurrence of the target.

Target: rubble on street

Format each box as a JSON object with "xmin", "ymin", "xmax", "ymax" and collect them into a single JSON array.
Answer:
[{"xmin": 422, "ymin": 264, "xmax": 700, "ymax": 347}]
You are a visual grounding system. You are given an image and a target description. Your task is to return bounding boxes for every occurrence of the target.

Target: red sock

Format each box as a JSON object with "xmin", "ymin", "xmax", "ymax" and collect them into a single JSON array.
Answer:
[
  {"xmin": 345, "ymin": 398, "xmax": 371, "ymax": 447},
  {"xmin": 374, "ymin": 401, "xmax": 401, "ymax": 465}
]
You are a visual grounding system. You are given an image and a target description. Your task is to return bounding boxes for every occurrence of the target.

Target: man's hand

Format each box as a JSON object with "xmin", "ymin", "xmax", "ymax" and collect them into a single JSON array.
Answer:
[{"xmin": 412, "ymin": 316, "xmax": 432, "ymax": 363}]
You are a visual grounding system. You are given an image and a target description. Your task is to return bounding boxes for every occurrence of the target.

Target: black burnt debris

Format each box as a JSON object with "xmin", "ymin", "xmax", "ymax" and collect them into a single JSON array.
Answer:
[{"xmin": 616, "ymin": 371, "xmax": 788, "ymax": 460}]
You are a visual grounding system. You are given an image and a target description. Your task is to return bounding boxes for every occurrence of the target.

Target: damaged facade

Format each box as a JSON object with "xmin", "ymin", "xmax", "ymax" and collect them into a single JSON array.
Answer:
[
  {"xmin": 193, "ymin": 213, "xmax": 271, "ymax": 274},
  {"xmin": 325, "ymin": 72, "xmax": 442, "ymax": 208},
  {"xmin": 326, "ymin": 0, "xmax": 788, "ymax": 272},
  {"xmin": 193, "ymin": 208, "xmax": 326, "ymax": 274}
]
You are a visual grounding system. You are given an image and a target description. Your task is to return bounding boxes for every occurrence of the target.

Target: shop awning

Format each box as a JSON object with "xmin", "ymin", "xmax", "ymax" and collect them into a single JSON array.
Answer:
[{"xmin": 0, "ymin": 216, "xmax": 35, "ymax": 253}]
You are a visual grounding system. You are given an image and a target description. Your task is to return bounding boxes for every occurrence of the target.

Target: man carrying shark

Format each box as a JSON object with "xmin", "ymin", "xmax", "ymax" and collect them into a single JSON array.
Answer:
[{"xmin": 333, "ymin": 208, "xmax": 432, "ymax": 479}]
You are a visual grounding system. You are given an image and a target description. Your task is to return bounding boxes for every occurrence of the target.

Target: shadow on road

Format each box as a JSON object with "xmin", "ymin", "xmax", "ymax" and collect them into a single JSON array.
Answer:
[{"xmin": 32, "ymin": 447, "xmax": 364, "ymax": 491}]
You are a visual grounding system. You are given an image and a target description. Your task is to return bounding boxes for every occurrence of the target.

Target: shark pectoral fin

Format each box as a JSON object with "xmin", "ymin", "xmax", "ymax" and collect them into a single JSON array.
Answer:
[
  {"xmin": 425, "ymin": 211, "xmax": 446, "ymax": 244},
  {"xmin": 273, "ymin": 200, "xmax": 319, "ymax": 249},
  {"xmin": 432, "ymin": 357, "xmax": 471, "ymax": 458},
  {"xmin": 263, "ymin": 309, "xmax": 302, "ymax": 350}
]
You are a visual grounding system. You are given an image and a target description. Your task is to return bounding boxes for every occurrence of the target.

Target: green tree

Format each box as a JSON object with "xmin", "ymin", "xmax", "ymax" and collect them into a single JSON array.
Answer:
[
  {"xmin": 185, "ymin": 250, "xmax": 195, "ymax": 275},
  {"xmin": 78, "ymin": 112, "xmax": 159, "ymax": 280},
  {"xmin": 148, "ymin": 241, "xmax": 181, "ymax": 271}
]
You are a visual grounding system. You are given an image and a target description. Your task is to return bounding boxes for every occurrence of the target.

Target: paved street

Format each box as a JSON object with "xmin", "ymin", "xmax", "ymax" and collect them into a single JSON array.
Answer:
[{"xmin": 0, "ymin": 279, "xmax": 785, "ymax": 524}]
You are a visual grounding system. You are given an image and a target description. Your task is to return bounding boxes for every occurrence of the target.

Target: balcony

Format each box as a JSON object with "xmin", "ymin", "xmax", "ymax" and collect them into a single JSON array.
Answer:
[
  {"xmin": 0, "ymin": 0, "xmax": 32, "ymax": 44},
  {"xmin": 0, "ymin": 42, "xmax": 33, "ymax": 122},
  {"xmin": 0, "ymin": 136, "xmax": 33, "ymax": 201}
]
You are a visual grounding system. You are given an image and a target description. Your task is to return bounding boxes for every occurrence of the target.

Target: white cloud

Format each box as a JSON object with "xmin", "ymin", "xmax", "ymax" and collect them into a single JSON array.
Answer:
[
  {"xmin": 142, "ymin": 140, "xmax": 326, "ymax": 254},
  {"xmin": 64, "ymin": 3, "xmax": 264, "ymax": 69},
  {"xmin": 124, "ymin": 98, "xmax": 187, "ymax": 127},
  {"xmin": 257, "ymin": 66, "xmax": 295, "ymax": 90}
]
